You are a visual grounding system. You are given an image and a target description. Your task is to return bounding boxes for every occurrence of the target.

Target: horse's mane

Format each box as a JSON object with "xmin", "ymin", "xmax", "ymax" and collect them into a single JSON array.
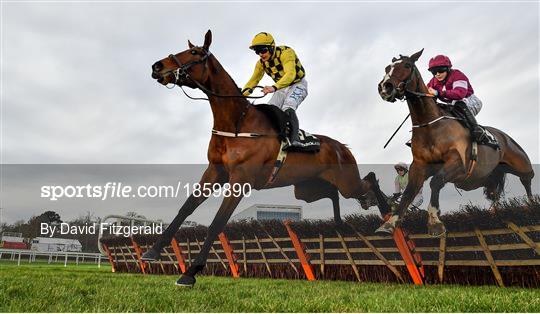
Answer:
[{"xmin": 209, "ymin": 54, "xmax": 251, "ymax": 108}]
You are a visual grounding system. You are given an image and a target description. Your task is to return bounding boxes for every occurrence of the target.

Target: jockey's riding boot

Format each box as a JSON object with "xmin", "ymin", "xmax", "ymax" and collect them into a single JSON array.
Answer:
[
  {"xmin": 283, "ymin": 108, "xmax": 302, "ymax": 150},
  {"xmin": 455, "ymin": 101, "xmax": 486, "ymax": 143}
]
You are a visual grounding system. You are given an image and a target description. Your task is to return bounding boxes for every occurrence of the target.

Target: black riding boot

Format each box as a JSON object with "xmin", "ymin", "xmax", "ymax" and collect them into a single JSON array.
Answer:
[
  {"xmin": 283, "ymin": 108, "xmax": 302, "ymax": 150},
  {"xmin": 455, "ymin": 101, "xmax": 485, "ymax": 142}
]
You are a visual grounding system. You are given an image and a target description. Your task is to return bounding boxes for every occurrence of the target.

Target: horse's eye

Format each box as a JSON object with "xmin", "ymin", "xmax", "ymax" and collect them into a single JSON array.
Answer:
[{"xmin": 191, "ymin": 50, "xmax": 197, "ymax": 55}]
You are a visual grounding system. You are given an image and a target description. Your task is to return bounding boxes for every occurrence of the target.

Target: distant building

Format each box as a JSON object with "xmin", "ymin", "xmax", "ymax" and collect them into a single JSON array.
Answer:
[
  {"xmin": 1, "ymin": 232, "xmax": 27, "ymax": 249},
  {"xmin": 230, "ymin": 204, "xmax": 302, "ymax": 222},
  {"xmin": 31, "ymin": 237, "xmax": 82, "ymax": 252}
]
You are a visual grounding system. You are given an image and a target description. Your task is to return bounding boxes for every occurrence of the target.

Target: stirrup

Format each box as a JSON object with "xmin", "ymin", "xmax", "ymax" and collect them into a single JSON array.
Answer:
[
  {"xmin": 282, "ymin": 138, "xmax": 293, "ymax": 151},
  {"xmin": 283, "ymin": 139, "xmax": 302, "ymax": 151},
  {"xmin": 472, "ymin": 127, "xmax": 487, "ymax": 143}
]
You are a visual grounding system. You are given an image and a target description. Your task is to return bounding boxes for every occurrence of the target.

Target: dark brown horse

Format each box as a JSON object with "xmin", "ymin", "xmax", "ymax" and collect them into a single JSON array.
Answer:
[
  {"xmin": 377, "ymin": 49, "xmax": 534, "ymax": 237},
  {"xmin": 144, "ymin": 30, "xmax": 377, "ymax": 287}
]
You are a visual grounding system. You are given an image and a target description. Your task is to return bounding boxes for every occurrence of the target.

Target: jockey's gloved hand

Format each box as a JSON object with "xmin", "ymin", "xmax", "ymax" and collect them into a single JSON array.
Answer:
[{"xmin": 392, "ymin": 192, "xmax": 402, "ymax": 200}]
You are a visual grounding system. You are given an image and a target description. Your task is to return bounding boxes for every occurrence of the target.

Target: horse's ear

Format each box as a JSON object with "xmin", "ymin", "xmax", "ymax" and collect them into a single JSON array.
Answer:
[
  {"xmin": 188, "ymin": 40, "xmax": 194, "ymax": 49},
  {"xmin": 203, "ymin": 30, "xmax": 212, "ymax": 50},
  {"xmin": 391, "ymin": 57, "xmax": 397, "ymax": 62},
  {"xmin": 410, "ymin": 48, "xmax": 424, "ymax": 62}
]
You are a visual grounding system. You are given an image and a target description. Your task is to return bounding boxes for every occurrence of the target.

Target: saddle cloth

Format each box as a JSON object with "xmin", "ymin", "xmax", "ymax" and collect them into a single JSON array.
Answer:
[
  {"xmin": 254, "ymin": 104, "xmax": 320, "ymax": 152},
  {"xmin": 288, "ymin": 130, "xmax": 320, "ymax": 152}
]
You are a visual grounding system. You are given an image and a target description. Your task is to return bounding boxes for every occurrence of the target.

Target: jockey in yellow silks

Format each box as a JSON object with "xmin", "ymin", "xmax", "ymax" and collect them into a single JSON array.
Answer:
[{"xmin": 242, "ymin": 32, "xmax": 308, "ymax": 149}]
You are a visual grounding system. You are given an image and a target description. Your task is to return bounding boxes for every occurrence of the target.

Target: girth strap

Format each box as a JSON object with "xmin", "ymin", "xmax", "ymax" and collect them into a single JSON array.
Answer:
[
  {"xmin": 212, "ymin": 129, "xmax": 263, "ymax": 138},
  {"xmin": 412, "ymin": 116, "xmax": 461, "ymax": 128},
  {"xmin": 265, "ymin": 140, "xmax": 289, "ymax": 186}
]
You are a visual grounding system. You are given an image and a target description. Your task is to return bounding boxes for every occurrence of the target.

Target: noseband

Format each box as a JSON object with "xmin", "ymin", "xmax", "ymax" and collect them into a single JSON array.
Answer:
[{"xmin": 167, "ymin": 48, "xmax": 212, "ymax": 85}]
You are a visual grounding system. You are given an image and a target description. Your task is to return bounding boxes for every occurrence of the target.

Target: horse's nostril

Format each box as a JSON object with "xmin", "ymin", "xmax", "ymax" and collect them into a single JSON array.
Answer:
[
  {"xmin": 383, "ymin": 82, "xmax": 394, "ymax": 93},
  {"xmin": 151, "ymin": 72, "xmax": 160, "ymax": 79},
  {"xmin": 152, "ymin": 61, "xmax": 163, "ymax": 72}
]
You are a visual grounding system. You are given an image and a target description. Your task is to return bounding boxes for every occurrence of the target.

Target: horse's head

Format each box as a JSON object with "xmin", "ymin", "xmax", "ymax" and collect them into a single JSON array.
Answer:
[
  {"xmin": 151, "ymin": 30, "xmax": 213, "ymax": 88},
  {"xmin": 358, "ymin": 172, "xmax": 382, "ymax": 210},
  {"xmin": 378, "ymin": 49, "xmax": 424, "ymax": 102},
  {"xmin": 358, "ymin": 190, "xmax": 379, "ymax": 209}
]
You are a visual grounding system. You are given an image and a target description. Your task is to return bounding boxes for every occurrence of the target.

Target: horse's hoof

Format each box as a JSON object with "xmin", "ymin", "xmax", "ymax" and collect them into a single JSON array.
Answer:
[
  {"xmin": 175, "ymin": 274, "xmax": 196, "ymax": 288},
  {"xmin": 375, "ymin": 222, "xmax": 395, "ymax": 235},
  {"xmin": 141, "ymin": 248, "xmax": 160, "ymax": 261},
  {"xmin": 428, "ymin": 222, "xmax": 446, "ymax": 238}
]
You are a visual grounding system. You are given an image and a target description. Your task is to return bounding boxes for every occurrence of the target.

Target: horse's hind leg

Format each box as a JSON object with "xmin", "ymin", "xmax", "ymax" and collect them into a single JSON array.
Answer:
[
  {"xmin": 294, "ymin": 179, "xmax": 342, "ymax": 225},
  {"xmin": 498, "ymin": 136, "xmax": 535, "ymax": 199},
  {"xmin": 484, "ymin": 166, "xmax": 506, "ymax": 210},
  {"xmin": 142, "ymin": 164, "xmax": 227, "ymax": 261},
  {"xmin": 520, "ymin": 174, "xmax": 534, "ymax": 200}
]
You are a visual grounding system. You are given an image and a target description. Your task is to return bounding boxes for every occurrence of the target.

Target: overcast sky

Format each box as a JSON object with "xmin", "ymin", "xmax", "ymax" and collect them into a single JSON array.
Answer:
[{"xmin": 1, "ymin": 2, "xmax": 539, "ymax": 224}]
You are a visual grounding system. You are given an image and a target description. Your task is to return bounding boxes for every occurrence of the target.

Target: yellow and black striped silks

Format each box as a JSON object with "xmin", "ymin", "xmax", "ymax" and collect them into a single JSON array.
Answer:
[{"xmin": 243, "ymin": 46, "xmax": 305, "ymax": 95}]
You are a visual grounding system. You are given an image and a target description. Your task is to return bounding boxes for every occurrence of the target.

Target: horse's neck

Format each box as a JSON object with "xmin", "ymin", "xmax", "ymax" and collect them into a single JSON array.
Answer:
[
  {"xmin": 407, "ymin": 72, "xmax": 442, "ymax": 126},
  {"xmin": 205, "ymin": 57, "xmax": 253, "ymax": 132}
]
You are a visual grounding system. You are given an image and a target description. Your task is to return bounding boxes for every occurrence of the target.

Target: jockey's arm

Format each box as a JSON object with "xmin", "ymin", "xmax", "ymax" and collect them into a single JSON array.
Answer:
[
  {"xmin": 442, "ymin": 80, "xmax": 468, "ymax": 100},
  {"xmin": 273, "ymin": 49, "xmax": 297, "ymax": 90},
  {"xmin": 242, "ymin": 62, "xmax": 264, "ymax": 96},
  {"xmin": 426, "ymin": 78, "xmax": 441, "ymax": 96},
  {"xmin": 441, "ymin": 71, "xmax": 470, "ymax": 100}
]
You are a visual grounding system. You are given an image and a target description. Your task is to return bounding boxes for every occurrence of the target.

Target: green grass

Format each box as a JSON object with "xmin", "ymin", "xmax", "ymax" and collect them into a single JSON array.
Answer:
[{"xmin": 1, "ymin": 262, "xmax": 539, "ymax": 312}]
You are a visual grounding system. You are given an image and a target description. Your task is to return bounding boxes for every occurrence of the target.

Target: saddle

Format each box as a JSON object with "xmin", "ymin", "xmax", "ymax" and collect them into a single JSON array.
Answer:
[
  {"xmin": 253, "ymin": 104, "xmax": 320, "ymax": 152},
  {"xmin": 438, "ymin": 103, "xmax": 499, "ymax": 150}
]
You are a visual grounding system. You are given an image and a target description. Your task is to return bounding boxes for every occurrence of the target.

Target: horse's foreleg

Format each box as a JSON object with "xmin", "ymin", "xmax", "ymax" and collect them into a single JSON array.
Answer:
[
  {"xmin": 142, "ymin": 165, "xmax": 227, "ymax": 260},
  {"xmin": 427, "ymin": 157, "xmax": 464, "ymax": 237},
  {"xmin": 376, "ymin": 162, "xmax": 427, "ymax": 234},
  {"xmin": 176, "ymin": 191, "xmax": 244, "ymax": 287}
]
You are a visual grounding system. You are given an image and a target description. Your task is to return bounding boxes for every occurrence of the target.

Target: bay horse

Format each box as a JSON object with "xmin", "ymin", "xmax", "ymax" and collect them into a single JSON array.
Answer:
[
  {"xmin": 145, "ymin": 30, "xmax": 378, "ymax": 287},
  {"xmin": 376, "ymin": 49, "xmax": 534, "ymax": 237}
]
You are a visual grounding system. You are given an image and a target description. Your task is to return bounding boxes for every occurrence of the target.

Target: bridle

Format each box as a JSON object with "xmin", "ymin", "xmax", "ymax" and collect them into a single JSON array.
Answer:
[
  {"xmin": 165, "ymin": 47, "xmax": 265, "ymax": 101},
  {"xmin": 387, "ymin": 58, "xmax": 459, "ymax": 130},
  {"xmin": 392, "ymin": 60, "xmax": 433, "ymax": 100},
  {"xmin": 168, "ymin": 49, "xmax": 212, "ymax": 85},
  {"xmin": 160, "ymin": 46, "xmax": 268, "ymax": 138}
]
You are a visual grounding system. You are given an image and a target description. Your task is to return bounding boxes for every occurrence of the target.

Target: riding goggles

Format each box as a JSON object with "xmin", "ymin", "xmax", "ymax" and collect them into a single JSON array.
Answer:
[
  {"xmin": 254, "ymin": 46, "xmax": 270, "ymax": 55},
  {"xmin": 429, "ymin": 66, "xmax": 449, "ymax": 75}
]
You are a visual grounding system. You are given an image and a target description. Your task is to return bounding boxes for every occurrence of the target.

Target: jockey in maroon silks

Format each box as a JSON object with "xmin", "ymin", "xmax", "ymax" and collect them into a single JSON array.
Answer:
[{"xmin": 426, "ymin": 55, "xmax": 486, "ymax": 142}]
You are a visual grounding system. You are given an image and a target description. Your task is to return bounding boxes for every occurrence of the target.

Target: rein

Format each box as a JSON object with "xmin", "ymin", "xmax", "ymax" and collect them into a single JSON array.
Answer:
[
  {"xmin": 401, "ymin": 66, "xmax": 435, "ymax": 99},
  {"xmin": 401, "ymin": 65, "xmax": 463, "ymax": 128},
  {"xmin": 167, "ymin": 51, "xmax": 265, "ymax": 100},
  {"xmin": 166, "ymin": 47, "xmax": 269, "ymax": 138}
]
